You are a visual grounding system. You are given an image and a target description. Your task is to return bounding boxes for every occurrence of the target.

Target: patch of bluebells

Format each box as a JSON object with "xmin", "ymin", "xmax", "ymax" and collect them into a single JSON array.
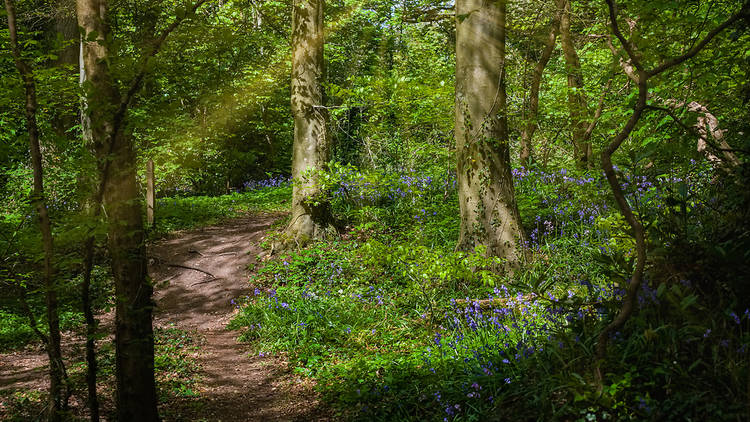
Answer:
[
  {"xmin": 329, "ymin": 166, "xmax": 455, "ymax": 206},
  {"xmin": 513, "ymin": 165, "xmax": 720, "ymax": 252},
  {"xmin": 407, "ymin": 282, "xmax": 628, "ymax": 420},
  {"xmin": 514, "ymin": 167, "xmax": 611, "ymax": 249},
  {"xmin": 234, "ymin": 283, "xmax": 393, "ymax": 348},
  {"xmin": 242, "ymin": 174, "xmax": 290, "ymax": 191}
]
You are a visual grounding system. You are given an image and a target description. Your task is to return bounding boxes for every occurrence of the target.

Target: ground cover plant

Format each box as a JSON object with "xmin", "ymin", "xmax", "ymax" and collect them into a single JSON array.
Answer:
[
  {"xmin": 149, "ymin": 176, "xmax": 292, "ymax": 236},
  {"xmin": 232, "ymin": 163, "xmax": 750, "ymax": 421},
  {"xmin": 0, "ymin": 326, "xmax": 203, "ymax": 421}
]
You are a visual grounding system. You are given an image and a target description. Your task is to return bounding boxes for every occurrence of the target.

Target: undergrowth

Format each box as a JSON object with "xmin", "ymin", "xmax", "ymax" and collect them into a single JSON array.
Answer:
[{"xmin": 232, "ymin": 163, "xmax": 750, "ymax": 421}]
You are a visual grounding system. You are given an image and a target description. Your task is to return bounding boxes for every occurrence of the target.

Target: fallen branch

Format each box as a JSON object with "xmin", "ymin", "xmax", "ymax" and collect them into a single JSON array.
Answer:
[
  {"xmin": 150, "ymin": 255, "xmax": 217, "ymax": 278},
  {"xmin": 187, "ymin": 249, "xmax": 205, "ymax": 256},
  {"xmin": 190, "ymin": 278, "xmax": 222, "ymax": 287},
  {"xmin": 165, "ymin": 263, "xmax": 216, "ymax": 278}
]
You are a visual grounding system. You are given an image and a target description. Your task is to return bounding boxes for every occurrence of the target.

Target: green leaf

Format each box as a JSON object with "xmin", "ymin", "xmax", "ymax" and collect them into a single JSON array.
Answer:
[{"xmin": 680, "ymin": 294, "xmax": 697, "ymax": 310}]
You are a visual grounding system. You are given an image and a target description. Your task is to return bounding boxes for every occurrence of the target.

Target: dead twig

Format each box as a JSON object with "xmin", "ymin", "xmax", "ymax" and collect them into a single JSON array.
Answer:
[
  {"xmin": 190, "ymin": 278, "xmax": 221, "ymax": 287},
  {"xmin": 165, "ymin": 263, "xmax": 216, "ymax": 278}
]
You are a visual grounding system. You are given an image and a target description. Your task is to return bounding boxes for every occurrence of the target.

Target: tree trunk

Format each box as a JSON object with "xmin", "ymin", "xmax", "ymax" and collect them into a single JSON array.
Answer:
[
  {"xmin": 4, "ymin": 1, "xmax": 68, "ymax": 420},
  {"xmin": 50, "ymin": 0, "xmax": 79, "ymax": 138},
  {"xmin": 455, "ymin": 0, "xmax": 525, "ymax": 268},
  {"xmin": 558, "ymin": 0, "xmax": 592, "ymax": 168},
  {"xmin": 519, "ymin": 14, "xmax": 560, "ymax": 168},
  {"xmin": 76, "ymin": 1, "xmax": 159, "ymax": 420},
  {"xmin": 52, "ymin": 0, "xmax": 79, "ymax": 65},
  {"xmin": 283, "ymin": 0, "xmax": 335, "ymax": 246}
]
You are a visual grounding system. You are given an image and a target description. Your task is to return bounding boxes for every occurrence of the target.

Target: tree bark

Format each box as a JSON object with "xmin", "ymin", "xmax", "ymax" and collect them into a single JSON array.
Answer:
[
  {"xmin": 558, "ymin": 0, "xmax": 593, "ymax": 168},
  {"xmin": 283, "ymin": 0, "xmax": 336, "ymax": 246},
  {"xmin": 455, "ymin": 0, "xmax": 525, "ymax": 268},
  {"xmin": 53, "ymin": 0, "xmax": 79, "ymax": 65},
  {"xmin": 4, "ymin": 1, "xmax": 68, "ymax": 419},
  {"xmin": 519, "ymin": 13, "xmax": 560, "ymax": 168},
  {"xmin": 76, "ymin": 1, "xmax": 159, "ymax": 420}
]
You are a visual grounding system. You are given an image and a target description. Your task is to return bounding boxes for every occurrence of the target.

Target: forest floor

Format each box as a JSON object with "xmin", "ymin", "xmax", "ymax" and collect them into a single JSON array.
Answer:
[{"xmin": 0, "ymin": 213, "xmax": 328, "ymax": 421}]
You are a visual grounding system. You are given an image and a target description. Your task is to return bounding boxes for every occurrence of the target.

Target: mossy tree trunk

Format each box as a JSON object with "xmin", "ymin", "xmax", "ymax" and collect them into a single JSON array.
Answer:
[
  {"xmin": 454, "ymin": 0, "xmax": 525, "ymax": 268},
  {"xmin": 283, "ymin": 0, "xmax": 336, "ymax": 246}
]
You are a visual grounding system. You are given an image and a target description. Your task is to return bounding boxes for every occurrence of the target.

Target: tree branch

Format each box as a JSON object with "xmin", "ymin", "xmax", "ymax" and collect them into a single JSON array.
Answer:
[
  {"xmin": 648, "ymin": 4, "xmax": 749, "ymax": 77},
  {"xmin": 582, "ymin": 78, "xmax": 612, "ymax": 142},
  {"xmin": 646, "ymin": 104, "xmax": 750, "ymax": 156},
  {"xmin": 114, "ymin": 0, "xmax": 211, "ymax": 130},
  {"xmin": 604, "ymin": 0, "xmax": 643, "ymax": 71}
]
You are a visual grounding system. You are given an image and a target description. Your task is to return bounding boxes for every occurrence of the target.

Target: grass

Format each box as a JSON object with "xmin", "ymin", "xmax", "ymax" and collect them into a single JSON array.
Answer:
[{"xmin": 149, "ymin": 184, "xmax": 292, "ymax": 237}]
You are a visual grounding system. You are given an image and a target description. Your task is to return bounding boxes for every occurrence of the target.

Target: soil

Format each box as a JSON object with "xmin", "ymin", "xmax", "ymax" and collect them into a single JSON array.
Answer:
[{"xmin": 0, "ymin": 213, "xmax": 329, "ymax": 421}]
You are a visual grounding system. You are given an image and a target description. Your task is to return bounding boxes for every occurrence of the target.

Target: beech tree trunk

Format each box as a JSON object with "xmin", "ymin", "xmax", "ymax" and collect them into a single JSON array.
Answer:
[
  {"xmin": 76, "ymin": 1, "xmax": 159, "ymax": 420},
  {"xmin": 558, "ymin": 0, "xmax": 592, "ymax": 168},
  {"xmin": 4, "ymin": 1, "xmax": 68, "ymax": 420},
  {"xmin": 455, "ymin": 0, "xmax": 525, "ymax": 267},
  {"xmin": 283, "ymin": 0, "xmax": 335, "ymax": 246}
]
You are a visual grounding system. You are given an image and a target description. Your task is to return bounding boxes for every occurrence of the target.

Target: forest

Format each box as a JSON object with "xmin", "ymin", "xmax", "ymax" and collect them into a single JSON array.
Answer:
[{"xmin": 1, "ymin": 0, "xmax": 749, "ymax": 420}]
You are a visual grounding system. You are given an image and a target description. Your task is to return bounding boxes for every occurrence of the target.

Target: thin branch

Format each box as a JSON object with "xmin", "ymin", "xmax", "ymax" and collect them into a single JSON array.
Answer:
[
  {"xmin": 114, "ymin": 0, "xmax": 211, "ymax": 130},
  {"xmin": 604, "ymin": 0, "xmax": 643, "ymax": 71},
  {"xmin": 648, "ymin": 5, "xmax": 749, "ymax": 77},
  {"xmin": 582, "ymin": 79, "xmax": 612, "ymax": 141},
  {"xmin": 646, "ymin": 105, "xmax": 750, "ymax": 155},
  {"xmin": 248, "ymin": 0, "xmax": 289, "ymax": 42},
  {"xmin": 605, "ymin": 34, "xmax": 637, "ymax": 82}
]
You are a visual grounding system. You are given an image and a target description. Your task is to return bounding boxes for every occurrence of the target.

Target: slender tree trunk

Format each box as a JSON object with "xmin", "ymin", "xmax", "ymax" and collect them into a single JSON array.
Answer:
[
  {"xmin": 4, "ymin": 1, "xmax": 68, "ymax": 420},
  {"xmin": 76, "ymin": 1, "xmax": 159, "ymax": 420},
  {"xmin": 519, "ymin": 14, "xmax": 560, "ymax": 168},
  {"xmin": 75, "ymin": 10, "xmax": 101, "ymax": 421},
  {"xmin": 283, "ymin": 0, "xmax": 335, "ymax": 247},
  {"xmin": 50, "ymin": 0, "xmax": 79, "ymax": 139},
  {"xmin": 81, "ymin": 236, "xmax": 100, "ymax": 422},
  {"xmin": 455, "ymin": 0, "xmax": 525, "ymax": 267},
  {"xmin": 53, "ymin": 0, "xmax": 79, "ymax": 65},
  {"xmin": 558, "ymin": 0, "xmax": 592, "ymax": 168}
]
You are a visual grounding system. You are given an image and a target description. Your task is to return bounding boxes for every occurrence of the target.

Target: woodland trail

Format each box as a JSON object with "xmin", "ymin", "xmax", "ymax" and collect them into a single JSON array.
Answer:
[{"xmin": 0, "ymin": 214, "xmax": 327, "ymax": 421}]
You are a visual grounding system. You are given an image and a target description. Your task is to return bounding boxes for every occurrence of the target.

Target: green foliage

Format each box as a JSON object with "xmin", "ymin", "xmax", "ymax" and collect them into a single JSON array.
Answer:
[
  {"xmin": 154, "ymin": 326, "xmax": 202, "ymax": 399},
  {"xmin": 0, "ymin": 310, "xmax": 35, "ymax": 350},
  {"xmin": 150, "ymin": 184, "xmax": 292, "ymax": 236},
  {"xmin": 233, "ymin": 158, "xmax": 750, "ymax": 420}
]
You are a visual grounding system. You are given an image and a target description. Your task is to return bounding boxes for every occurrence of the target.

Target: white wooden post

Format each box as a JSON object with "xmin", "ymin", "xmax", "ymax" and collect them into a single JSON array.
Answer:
[{"xmin": 146, "ymin": 159, "xmax": 155, "ymax": 227}]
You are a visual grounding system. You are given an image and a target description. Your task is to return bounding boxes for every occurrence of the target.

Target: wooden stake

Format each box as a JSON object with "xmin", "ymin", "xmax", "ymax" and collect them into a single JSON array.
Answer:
[{"xmin": 146, "ymin": 159, "xmax": 155, "ymax": 227}]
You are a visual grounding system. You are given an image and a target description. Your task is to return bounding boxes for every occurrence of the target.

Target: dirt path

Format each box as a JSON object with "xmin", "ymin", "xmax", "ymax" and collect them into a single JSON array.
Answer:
[
  {"xmin": 0, "ymin": 214, "xmax": 327, "ymax": 421},
  {"xmin": 150, "ymin": 214, "xmax": 325, "ymax": 421}
]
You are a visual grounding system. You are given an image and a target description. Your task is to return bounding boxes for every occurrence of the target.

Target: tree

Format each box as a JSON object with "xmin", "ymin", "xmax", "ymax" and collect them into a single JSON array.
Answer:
[
  {"xmin": 594, "ymin": 0, "xmax": 748, "ymax": 385},
  {"xmin": 77, "ymin": 0, "xmax": 208, "ymax": 418},
  {"xmin": 519, "ymin": 6, "xmax": 561, "ymax": 168},
  {"xmin": 557, "ymin": 0, "xmax": 594, "ymax": 168},
  {"xmin": 454, "ymin": 0, "xmax": 525, "ymax": 267},
  {"xmin": 282, "ymin": 0, "xmax": 336, "ymax": 246},
  {"xmin": 77, "ymin": 0, "xmax": 159, "ymax": 419},
  {"xmin": 4, "ymin": 1, "xmax": 68, "ymax": 419}
]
